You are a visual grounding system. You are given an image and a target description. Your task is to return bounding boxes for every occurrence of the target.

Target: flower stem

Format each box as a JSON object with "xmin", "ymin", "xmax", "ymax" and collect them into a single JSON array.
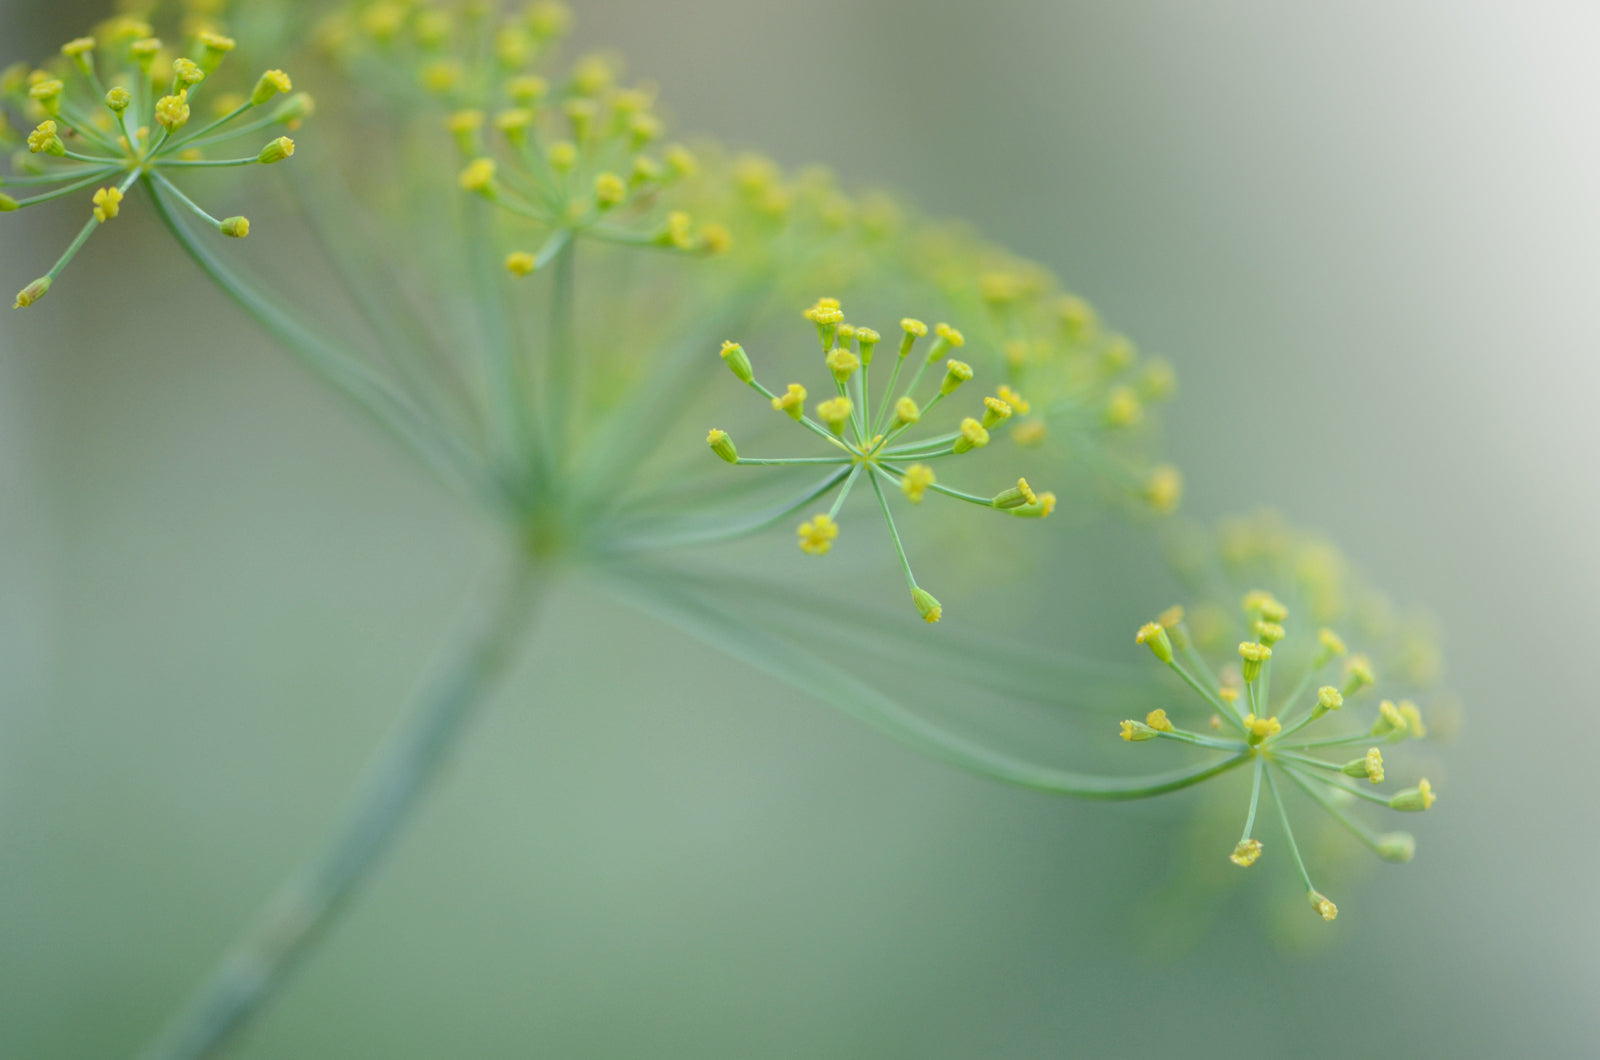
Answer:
[{"xmin": 134, "ymin": 556, "xmax": 546, "ymax": 1060}]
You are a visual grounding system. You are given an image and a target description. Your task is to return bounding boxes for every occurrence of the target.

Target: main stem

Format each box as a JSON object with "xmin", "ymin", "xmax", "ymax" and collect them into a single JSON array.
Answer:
[{"xmin": 134, "ymin": 557, "xmax": 546, "ymax": 1060}]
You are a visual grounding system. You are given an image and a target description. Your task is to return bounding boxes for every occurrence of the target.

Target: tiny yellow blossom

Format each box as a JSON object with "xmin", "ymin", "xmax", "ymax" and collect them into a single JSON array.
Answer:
[
  {"xmin": 981, "ymin": 396, "xmax": 1012, "ymax": 429},
  {"xmin": 155, "ymin": 92, "xmax": 191, "ymax": 130},
  {"xmin": 1308, "ymin": 890, "xmax": 1338, "ymax": 922},
  {"xmin": 706, "ymin": 428, "xmax": 737, "ymax": 464},
  {"xmin": 891, "ymin": 396, "xmax": 921, "ymax": 429},
  {"xmin": 458, "ymin": 158, "xmax": 497, "ymax": 194},
  {"xmin": 1144, "ymin": 464, "xmax": 1183, "ymax": 514},
  {"xmin": 594, "ymin": 172, "xmax": 626, "ymax": 208},
  {"xmin": 505, "ymin": 251, "xmax": 537, "ymax": 276},
  {"xmin": 1230, "ymin": 838, "xmax": 1262, "ymax": 867},
  {"xmin": 1105, "ymin": 386, "xmax": 1143, "ymax": 427},
  {"xmin": 1119, "ymin": 720, "xmax": 1156, "ymax": 742},
  {"xmin": 219, "ymin": 217, "xmax": 250, "ymax": 238},
  {"xmin": 826, "ymin": 347, "xmax": 861, "ymax": 383},
  {"xmin": 1145, "ymin": 709, "xmax": 1174, "ymax": 733},
  {"xmin": 951, "ymin": 417, "xmax": 989, "ymax": 454},
  {"xmin": 771, "ymin": 383, "xmax": 806, "ymax": 420},
  {"xmin": 996, "ymin": 384, "xmax": 1030, "ymax": 416},
  {"xmin": 816, "ymin": 396, "xmax": 853, "ymax": 433},
  {"xmin": 1237, "ymin": 641, "xmax": 1272, "ymax": 682},
  {"xmin": 92, "ymin": 187, "xmax": 123, "ymax": 222},
  {"xmin": 797, "ymin": 514, "xmax": 839, "ymax": 555},
  {"xmin": 1243, "ymin": 713, "xmax": 1280, "ymax": 745},
  {"xmin": 940, "ymin": 359, "xmax": 973, "ymax": 396},
  {"xmin": 1389, "ymin": 779, "xmax": 1435, "ymax": 812},
  {"xmin": 1136, "ymin": 622, "xmax": 1173, "ymax": 664},
  {"xmin": 718, "ymin": 340, "xmax": 753, "ymax": 383},
  {"xmin": 901, "ymin": 464, "xmax": 935, "ymax": 503},
  {"xmin": 912, "ymin": 587, "xmax": 942, "ymax": 623}
]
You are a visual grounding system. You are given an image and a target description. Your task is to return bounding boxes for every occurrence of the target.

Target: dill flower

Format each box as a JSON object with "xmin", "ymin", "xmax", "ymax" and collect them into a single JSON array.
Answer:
[
  {"xmin": 705, "ymin": 297, "xmax": 1055, "ymax": 622},
  {"xmin": 0, "ymin": 22, "xmax": 305, "ymax": 306},
  {"xmin": 320, "ymin": 1, "xmax": 728, "ymax": 271},
  {"xmin": 1118, "ymin": 580, "xmax": 1445, "ymax": 921}
]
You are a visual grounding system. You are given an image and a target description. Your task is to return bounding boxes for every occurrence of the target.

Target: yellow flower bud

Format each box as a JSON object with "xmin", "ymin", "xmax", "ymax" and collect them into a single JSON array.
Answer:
[
  {"xmin": 1238, "ymin": 641, "xmax": 1271, "ymax": 682},
  {"xmin": 1229, "ymin": 838, "xmax": 1262, "ymax": 867},
  {"xmin": 1342, "ymin": 747, "xmax": 1384, "ymax": 783},
  {"xmin": 771, "ymin": 383, "xmax": 806, "ymax": 420},
  {"xmin": 891, "ymin": 396, "xmax": 921, "ymax": 430},
  {"xmin": 940, "ymin": 359, "xmax": 973, "ymax": 396},
  {"xmin": 912, "ymin": 587, "xmax": 942, "ymax": 623},
  {"xmin": 1376, "ymin": 832, "xmax": 1416, "ymax": 863},
  {"xmin": 1145, "ymin": 709, "xmax": 1174, "ymax": 733},
  {"xmin": 825, "ymin": 347, "xmax": 860, "ymax": 383},
  {"xmin": 951, "ymin": 418, "xmax": 989, "ymax": 454},
  {"xmin": 1243, "ymin": 713, "xmax": 1280, "ymax": 745},
  {"xmin": 505, "ymin": 251, "xmax": 536, "ymax": 276},
  {"xmin": 1389, "ymin": 778, "xmax": 1435, "ymax": 812},
  {"xmin": 981, "ymin": 396, "xmax": 1012, "ymax": 429},
  {"xmin": 991, "ymin": 477, "xmax": 1037, "ymax": 511},
  {"xmin": 219, "ymin": 216, "xmax": 250, "ymax": 238},
  {"xmin": 1308, "ymin": 890, "xmax": 1338, "ymax": 922},
  {"xmin": 816, "ymin": 396, "xmax": 853, "ymax": 434},
  {"xmin": 1136, "ymin": 622, "xmax": 1173, "ymax": 664},
  {"xmin": 718, "ymin": 341, "xmax": 753, "ymax": 383},
  {"xmin": 797, "ymin": 513, "xmax": 839, "ymax": 555},
  {"xmin": 155, "ymin": 91, "xmax": 191, "ymax": 130},
  {"xmin": 458, "ymin": 157, "xmax": 497, "ymax": 195},
  {"xmin": 257, "ymin": 136, "xmax": 295, "ymax": 164},
  {"xmin": 901, "ymin": 464, "xmax": 935, "ymax": 504},
  {"xmin": 13, "ymin": 276, "xmax": 51, "ymax": 308},
  {"xmin": 91, "ymin": 186, "xmax": 123, "ymax": 222},
  {"xmin": 246, "ymin": 69, "xmax": 292, "ymax": 109},
  {"xmin": 706, "ymin": 428, "xmax": 737, "ymax": 464}
]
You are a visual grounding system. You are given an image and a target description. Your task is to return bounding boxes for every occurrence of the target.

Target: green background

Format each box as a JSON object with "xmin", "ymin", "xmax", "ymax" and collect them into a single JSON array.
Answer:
[{"xmin": 3, "ymin": 2, "xmax": 1593, "ymax": 1056}]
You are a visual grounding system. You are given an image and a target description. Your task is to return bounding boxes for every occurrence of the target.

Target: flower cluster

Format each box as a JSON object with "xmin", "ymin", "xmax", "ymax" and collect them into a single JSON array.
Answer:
[
  {"xmin": 0, "ymin": 16, "xmax": 309, "ymax": 307},
  {"xmin": 315, "ymin": 0, "xmax": 726, "ymax": 272},
  {"xmin": 1121, "ymin": 589, "xmax": 1438, "ymax": 922},
  {"xmin": 707, "ymin": 297, "xmax": 1055, "ymax": 623},
  {"xmin": 673, "ymin": 147, "xmax": 1183, "ymax": 516}
]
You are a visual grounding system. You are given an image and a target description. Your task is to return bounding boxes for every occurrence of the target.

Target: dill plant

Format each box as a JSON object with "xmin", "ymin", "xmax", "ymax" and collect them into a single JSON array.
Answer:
[{"xmin": 1, "ymin": 2, "xmax": 1452, "ymax": 1055}]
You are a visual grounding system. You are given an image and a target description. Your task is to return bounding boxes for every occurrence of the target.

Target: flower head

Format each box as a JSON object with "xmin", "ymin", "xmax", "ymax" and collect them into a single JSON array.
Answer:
[
  {"xmin": 2, "ymin": 25, "xmax": 304, "ymax": 306},
  {"xmin": 703, "ymin": 298, "xmax": 1055, "ymax": 622},
  {"xmin": 1120, "ymin": 552, "xmax": 1450, "ymax": 920}
]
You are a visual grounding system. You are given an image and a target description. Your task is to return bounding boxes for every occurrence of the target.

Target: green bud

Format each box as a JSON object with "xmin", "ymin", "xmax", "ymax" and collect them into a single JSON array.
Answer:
[
  {"xmin": 718, "ymin": 341, "xmax": 753, "ymax": 384},
  {"xmin": 706, "ymin": 428, "xmax": 737, "ymax": 464}
]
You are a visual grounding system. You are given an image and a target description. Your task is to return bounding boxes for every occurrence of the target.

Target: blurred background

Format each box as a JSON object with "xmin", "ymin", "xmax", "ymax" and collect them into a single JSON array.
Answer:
[{"xmin": 3, "ymin": 1, "xmax": 1597, "ymax": 1057}]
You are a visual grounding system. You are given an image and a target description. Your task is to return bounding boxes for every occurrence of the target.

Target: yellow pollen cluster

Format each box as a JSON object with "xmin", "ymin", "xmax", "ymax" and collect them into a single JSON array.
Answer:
[
  {"xmin": 1309, "ymin": 891, "xmax": 1339, "ymax": 922},
  {"xmin": 1230, "ymin": 838, "xmax": 1263, "ymax": 867},
  {"xmin": 901, "ymin": 464, "xmax": 935, "ymax": 503},
  {"xmin": 996, "ymin": 384, "xmax": 1030, "ymax": 415},
  {"xmin": 92, "ymin": 187, "xmax": 123, "ymax": 222},
  {"xmin": 1145, "ymin": 709, "xmax": 1174, "ymax": 732},
  {"xmin": 797, "ymin": 514, "xmax": 838, "ymax": 555}
]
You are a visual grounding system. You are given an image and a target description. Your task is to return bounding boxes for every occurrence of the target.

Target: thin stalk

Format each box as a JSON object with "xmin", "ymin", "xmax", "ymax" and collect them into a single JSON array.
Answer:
[
  {"xmin": 134, "ymin": 557, "xmax": 546, "ymax": 1060},
  {"xmin": 1264, "ymin": 765, "xmax": 1315, "ymax": 893},
  {"xmin": 144, "ymin": 177, "xmax": 495, "ymax": 506},
  {"xmin": 543, "ymin": 236, "xmax": 577, "ymax": 473},
  {"xmin": 1238, "ymin": 753, "xmax": 1265, "ymax": 845},
  {"xmin": 611, "ymin": 563, "xmax": 1252, "ymax": 799},
  {"xmin": 610, "ymin": 467, "xmax": 851, "ymax": 552}
]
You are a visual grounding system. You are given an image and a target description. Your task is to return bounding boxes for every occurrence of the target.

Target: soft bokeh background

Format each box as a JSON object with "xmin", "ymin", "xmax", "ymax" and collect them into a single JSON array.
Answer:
[{"xmin": 4, "ymin": 1, "xmax": 1597, "ymax": 1057}]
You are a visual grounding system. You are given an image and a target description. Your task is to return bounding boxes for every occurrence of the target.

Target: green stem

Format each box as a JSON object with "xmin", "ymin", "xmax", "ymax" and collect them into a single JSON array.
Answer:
[
  {"xmin": 134, "ymin": 557, "xmax": 545, "ymax": 1060},
  {"xmin": 611, "ymin": 563, "xmax": 1251, "ymax": 799},
  {"xmin": 544, "ymin": 236, "xmax": 577, "ymax": 473},
  {"xmin": 144, "ymin": 177, "xmax": 495, "ymax": 507},
  {"xmin": 1264, "ymin": 765, "xmax": 1315, "ymax": 893}
]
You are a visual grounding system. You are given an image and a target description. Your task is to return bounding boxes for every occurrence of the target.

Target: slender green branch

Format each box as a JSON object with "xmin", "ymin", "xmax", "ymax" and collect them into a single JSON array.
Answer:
[
  {"xmin": 144, "ymin": 177, "xmax": 496, "ymax": 506},
  {"xmin": 134, "ymin": 557, "xmax": 546, "ymax": 1060},
  {"xmin": 610, "ymin": 563, "xmax": 1252, "ymax": 799}
]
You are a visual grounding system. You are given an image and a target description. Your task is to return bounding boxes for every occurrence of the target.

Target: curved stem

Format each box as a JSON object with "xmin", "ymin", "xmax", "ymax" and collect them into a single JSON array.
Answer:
[
  {"xmin": 143, "ymin": 176, "xmax": 496, "ymax": 508},
  {"xmin": 134, "ymin": 557, "xmax": 546, "ymax": 1060},
  {"xmin": 608, "ymin": 562, "xmax": 1250, "ymax": 800}
]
